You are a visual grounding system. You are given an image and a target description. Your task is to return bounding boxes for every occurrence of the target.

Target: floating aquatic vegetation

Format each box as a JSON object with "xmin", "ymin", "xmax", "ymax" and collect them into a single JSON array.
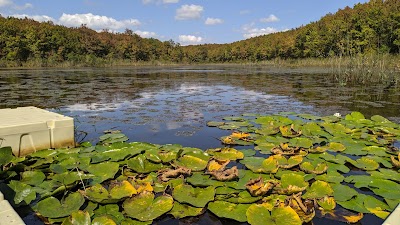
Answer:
[{"xmin": 0, "ymin": 111, "xmax": 399, "ymax": 224}]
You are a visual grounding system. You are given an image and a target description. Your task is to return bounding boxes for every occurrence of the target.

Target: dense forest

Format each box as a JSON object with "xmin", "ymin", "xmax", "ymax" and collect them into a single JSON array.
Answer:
[{"xmin": 0, "ymin": 0, "xmax": 399, "ymax": 67}]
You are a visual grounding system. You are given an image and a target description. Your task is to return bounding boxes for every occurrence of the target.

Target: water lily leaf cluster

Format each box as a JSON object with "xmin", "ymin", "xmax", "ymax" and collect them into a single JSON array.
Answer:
[{"xmin": 0, "ymin": 112, "xmax": 399, "ymax": 224}]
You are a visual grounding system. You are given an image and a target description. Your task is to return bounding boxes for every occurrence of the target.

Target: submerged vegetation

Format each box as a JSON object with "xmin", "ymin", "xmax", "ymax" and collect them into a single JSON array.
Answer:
[{"xmin": 1, "ymin": 111, "xmax": 400, "ymax": 224}]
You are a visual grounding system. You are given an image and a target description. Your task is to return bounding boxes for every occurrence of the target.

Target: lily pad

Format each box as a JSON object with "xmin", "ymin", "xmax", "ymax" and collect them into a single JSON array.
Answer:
[
  {"xmin": 20, "ymin": 170, "xmax": 44, "ymax": 186},
  {"xmin": 127, "ymin": 155, "xmax": 164, "ymax": 173},
  {"xmin": 93, "ymin": 204, "xmax": 125, "ymax": 224},
  {"xmin": 169, "ymin": 201, "xmax": 204, "ymax": 219},
  {"xmin": 123, "ymin": 192, "xmax": 173, "ymax": 221},
  {"xmin": 300, "ymin": 161, "xmax": 328, "ymax": 175},
  {"xmin": 173, "ymin": 151, "xmax": 210, "ymax": 171},
  {"xmin": 61, "ymin": 211, "xmax": 91, "ymax": 225},
  {"xmin": 246, "ymin": 205, "xmax": 302, "ymax": 225},
  {"xmin": 7, "ymin": 180, "xmax": 36, "ymax": 205},
  {"xmin": 275, "ymin": 173, "xmax": 308, "ymax": 195},
  {"xmin": 172, "ymin": 184, "xmax": 215, "ymax": 207},
  {"xmin": 92, "ymin": 216, "xmax": 117, "ymax": 225},
  {"xmin": 348, "ymin": 157, "xmax": 380, "ymax": 171},
  {"xmin": 327, "ymin": 142, "xmax": 346, "ymax": 152},
  {"xmin": 208, "ymin": 201, "xmax": 250, "ymax": 222},
  {"xmin": 317, "ymin": 197, "xmax": 336, "ymax": 211},
  {"xmin": 36, "ymin": 192, "xmax": 85, "ymax": 218},
  {"xmin": 274, "ymin": 155, "xmax": 303, "ymax": 169},
  {"xmin": 302, "ymin": 181, "xmax": 333, "ymax": 199},
  {"xmin": 289, "ymin": 137, "xmax": 313, "ymax": 148},
  {"xmin": 205, "ymin": 148, "xmax": 244, "ymax": 160},
  {"xmin": 86, "ymin": 161, "xmax": 120, "ymax": 184},
  {"xmin": 186, "ymin": 172, "xmax": 224, "ymax": 187}
]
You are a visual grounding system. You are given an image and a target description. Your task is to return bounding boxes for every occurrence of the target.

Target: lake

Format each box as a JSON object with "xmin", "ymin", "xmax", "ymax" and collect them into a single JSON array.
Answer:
[{"xmin": 0, "ymin": 65, "xmax": 399, "ymax": 225}]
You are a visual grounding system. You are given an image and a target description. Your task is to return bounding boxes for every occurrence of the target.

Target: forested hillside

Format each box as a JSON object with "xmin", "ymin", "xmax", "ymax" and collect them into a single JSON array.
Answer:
[
  {"xmin": 0, "ymin": 0, "xmax": 399, "ymax": 67},
  {"xmin": 182, "ymin": 0, "xmax": 400, "ymax": 62},
  {"xmin": 0, "ymin": 17, "xmax": 183, "ymax": 67}
]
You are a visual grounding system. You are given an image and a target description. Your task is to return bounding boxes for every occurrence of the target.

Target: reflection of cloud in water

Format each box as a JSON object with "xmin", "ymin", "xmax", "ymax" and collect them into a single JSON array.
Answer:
[{"xmin": 64, "ymin": 101, "xmax": 139, "ymax": 112}]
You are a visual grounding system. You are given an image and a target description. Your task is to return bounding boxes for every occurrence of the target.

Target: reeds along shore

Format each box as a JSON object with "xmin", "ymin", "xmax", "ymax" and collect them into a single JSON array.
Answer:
[{"xmin": 1, "ymin": 54, "xmax": 399, "ymax": 87}]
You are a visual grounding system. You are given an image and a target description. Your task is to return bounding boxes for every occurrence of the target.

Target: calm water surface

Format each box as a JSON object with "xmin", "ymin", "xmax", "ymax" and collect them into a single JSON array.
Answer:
[{"xmin": 0, "ymin": 65, "xmax": 399, "ymax": 225}]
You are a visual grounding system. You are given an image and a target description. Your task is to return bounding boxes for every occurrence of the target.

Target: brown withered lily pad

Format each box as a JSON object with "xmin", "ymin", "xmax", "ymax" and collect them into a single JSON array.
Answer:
[
  {"xmin": 157, "ymin": 167, "xmax": 191, "ymax": 182},
  {"xmin": 246, "ymin": 177, "xmax": 279, "ymax": 196}
]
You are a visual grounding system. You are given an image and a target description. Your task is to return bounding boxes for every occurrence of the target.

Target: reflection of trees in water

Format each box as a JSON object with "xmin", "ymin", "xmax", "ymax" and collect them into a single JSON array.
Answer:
[{"xmin": 0, "ymin": 67, "xmax": 398, "ymax": 120}]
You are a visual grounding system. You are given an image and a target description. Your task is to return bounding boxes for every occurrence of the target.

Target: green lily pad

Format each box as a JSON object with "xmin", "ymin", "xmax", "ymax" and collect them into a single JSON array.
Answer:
[
  {"xmin": 36, "ymin": 192, "xmax": 85, "ymax": 218},
  {"xmin": 123, "ymin": 192, "xmax": 173, "ymax": 221},
  {"xmin": 217, "ymin": 191, "xmax": 262, "ymax": 204},
  {"xmin": 186, "ymin": 172, "xmax": 224, "ymax": 187},
  {"xmin": 331, "ymin": 184, "xmax": 359, "ymax": 202},
  {"xmin": 172, "ymin": 184, "xmax": 215, "ymax": 207},
  {"xmin": 53, "ymin": 172, "xmax": 94, "ymax": 185},
  {"xmin": 91, "ymin": 147, "xmax": 143, "ymax": 163},
  {"xmin": 302, "ymin": 181, "xmax": 333, "ymax": 199},
  {"xmin": 300, "ymin": 161, "xmax": 328, "ymax": 175},
  {"xmin": 7, "ymin": 180, "xmax": 36, "ymax": 205},
  {"xmin": 289, "ymin": 137, "xmax": 313, "ymax": 148},
  {"xmin": 127, "ymin": 155, "xmax": 164, "ymax": 173},
  {"xmin": 240, "ymin": 157, "xmax": 270, "ymax": 173},
  {"xmin": 337, "ymin": 195, "xmax": 370, "ymax": 214},
  {"xmin": 275, "ymin": 173, "xmax": 308, "ymax": 195},
  {"xmin": 208, "ymin": 201, "xmax": 250, "ymax": 222},
  {"xmin": 327, "ymin": 142, "xmax": 346, "ymax": 152},
  {"xmin": 317, "ymin": 197, "xmax": 336, "ymax": 211},
  {"xmin": 173, "ymin": 150, "xmax": 210, "ymax": 171},
  {"xmin": 369, "ymin": 168, "xmax": 400, "ymax": 182},
  {"xmin": 315, "ymin": 170, "xmax": 344, "ymax": 183},
  {"xmin": 345, "ymin": 112, "xmax": 365, "ymax": 121},
  {"xmin": 169, "ymin": 202, "xmax": 204, "ymax": 219},
  {"xmin": 225, "ymin": 170, "xmax": 271, "ymax": 190},
  {"xmin": 0, "ymin": 147, "xmax": 15, "ymax": 167},
  {"xmin": 206, "ymin": 147, "xmax": 244, "ymax": 160},
  {"xmin": 83, "ymin": 180, "xmax": 137, "ymax": 203},
  {"xmin": 93, "ymin": 204, "xmax": 125, "ymax": 224},
  {"xmin": 86, "ymin": 161, "xmax": 119, "ymax": 184},
  {"xmin": 207, "ymin": 121, "xmax": 225, "ymax": 127},
  {"xmin": 92, "ymin": 216, "xmax": 117, "ymax": 225},
  {"xmin": 348, "ymin": 157, "xmax": 380, "ymax": 171},
  {"xmin": 274, "ymin": 155, "xmax": 303, "ymax": 169},
  {"xmin": 246, "ymin": 205, "xmax": 302, "ymax": 225},
  {"xmin": 20, "ymin": 171, "xmax": 46, "ymax": 186},
  {"xmin": 62, "ymin": 211, "xmax": 91, "ymax": 225}
]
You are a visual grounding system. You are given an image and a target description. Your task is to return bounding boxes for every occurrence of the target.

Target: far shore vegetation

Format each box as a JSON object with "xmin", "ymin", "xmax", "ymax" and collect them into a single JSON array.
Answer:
[{"xmin": 0, "ymin": 0, "xmax": 399, "ymax": 85}]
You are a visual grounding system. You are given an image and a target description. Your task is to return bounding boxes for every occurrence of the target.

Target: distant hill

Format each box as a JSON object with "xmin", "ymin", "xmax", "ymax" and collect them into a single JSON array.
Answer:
[{"xmin": 0, "ymin": 0, "xmax": 399, "ymax": 67}]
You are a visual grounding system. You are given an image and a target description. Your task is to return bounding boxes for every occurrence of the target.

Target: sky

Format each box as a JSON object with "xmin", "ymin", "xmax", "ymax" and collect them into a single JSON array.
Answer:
[{"xmin": 0, "ymin": 0, "xmax": 369, "ymax": 45}]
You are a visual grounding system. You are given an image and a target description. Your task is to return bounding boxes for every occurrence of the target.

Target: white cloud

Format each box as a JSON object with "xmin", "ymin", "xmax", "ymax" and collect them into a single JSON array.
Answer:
[
  {"xmin": 11, "ymin": 14, "xmax": 55, "ymax": 22},
  {"xmin": 59, "ymin": 13, "xmax": 140, "ymax": 30},
  {"xmin": 9, "ymin": 13, "xmax": 143, "ymax": 33},
  {"xmin": 134, "ymin": 30, "xmax": 157, "ymax": 38},
  {"xmin": 0, "ymin": 0, "xmax": 32, "ymax": 9},
  {"xmin": 142, "ymin": 0, "xmax": 178, "ymax": 4},
  {"xmin": 162, "ymin": 0, "xmax": 179, "ymax": 3},
  {"xmin": 0, "ymin": 0, "xmax": 13, "ymax": 7},
  {"xmin": 242, "ymin": 23, "xmax": 278, "ymax": 38},
  {"xmin": 175, "ymin": 4, "xmax": 203, "ymax": 20},
  {"xmin": 243, "ymin": 27, "xmax": 278, "ymax": 38},
  {"xmin": 260, "ymin": 14, "xmax": 280, "ymax": 23},
  {"xmin": 178, "ymin": 35, "xmax": 203, "ymax": 45},
  {"xmin": 205, "ymin": 17, "xmax": 223, "ymax": 25}
]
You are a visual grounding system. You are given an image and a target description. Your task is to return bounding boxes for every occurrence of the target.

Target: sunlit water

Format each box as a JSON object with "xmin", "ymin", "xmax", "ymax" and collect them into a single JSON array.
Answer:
[{"xmin": 0, "ymin": 65, "xmax": 399, "ymax": 225}]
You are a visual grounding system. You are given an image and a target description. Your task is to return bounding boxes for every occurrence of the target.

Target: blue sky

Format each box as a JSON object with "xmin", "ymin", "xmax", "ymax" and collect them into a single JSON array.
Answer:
[{"xmin": 0, "ymin": 0, "xmax": 368, "ymax": 45}]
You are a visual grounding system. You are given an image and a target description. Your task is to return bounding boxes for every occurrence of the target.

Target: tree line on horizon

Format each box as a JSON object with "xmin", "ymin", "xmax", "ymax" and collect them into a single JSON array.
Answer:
[{"xmin": 0, "ymin": 0, "xmax": 399, "ymax": 67}]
